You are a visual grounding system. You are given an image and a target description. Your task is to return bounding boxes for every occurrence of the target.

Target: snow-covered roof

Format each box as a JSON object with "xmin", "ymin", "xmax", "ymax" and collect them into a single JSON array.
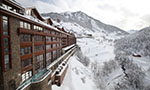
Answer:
[
  {"xmin": 25, "ymin": 7, "xmax": 44, "ymax": 21},
  {"xmin": 6, "ymin": 0, "xmax": 25, "ymax": 9}
]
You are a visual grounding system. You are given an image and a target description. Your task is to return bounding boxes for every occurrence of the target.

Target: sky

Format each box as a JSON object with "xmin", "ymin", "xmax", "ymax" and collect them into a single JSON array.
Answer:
[{"xmin": 16, "ymin": 0, "xmax": 150, "ymax": 31}]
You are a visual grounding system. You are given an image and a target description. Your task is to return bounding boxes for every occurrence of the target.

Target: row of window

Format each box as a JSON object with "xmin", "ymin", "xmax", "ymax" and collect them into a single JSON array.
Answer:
[
  {"xmin": 53, "ymin": 44, "xmax": 61, "ymax": 48},
  {"xmin": 34, "ymin": 25, "xmax": 43, "ymax": 31},
  {"xmin": 20, "ymin": 34, "xmax": 31, "ymax": 42},
  {"xmin": 20, "ymin": 21, "xmax": 43, "ymax": 32},
  {"xmin": 22, "ymin": 70, "xmax": 32, "ymax": 82},
  {"xmin": 20, "ymin": 48, "xmax": 62, "ymax": 69},
  {"xmin": 34, "ymin": 35, "xmax": 43, "ymax": 41},
  {"xmin": 20, "ymin": 21, "xmax": 31, "ymax": 29},
  {"xmin": 2, "ymin": 16, "xmax": 11, "ymax": 71},
  {"xmin": 44, "ymin": 29, "xmax": 51, "ymax": 34},
  {"xmin": 46, "ymin": 44, "xmax": 61, "ymax": 50},
  {"xmin": 20, "ymin": 34, "xmax": 62, "ymax": 42},
  {"xmin": 34, "ymin": 45, "xmax": 43, "ymax": 52}
]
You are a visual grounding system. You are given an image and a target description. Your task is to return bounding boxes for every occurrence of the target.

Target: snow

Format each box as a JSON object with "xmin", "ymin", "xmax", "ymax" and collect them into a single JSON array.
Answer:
[
  {"xmin": 63, "ymin": 44, "xmax": 75, "ymax": 51},
  {"xmin": 52, "ymin": 55, "xmax": 98, "ymax": 90},
  {"xmin": 77, "ymin": 37, "xmax": 115, "ymax": 65},
  {"xmin": 50, "ymin": 17, "xmax": 124, "ymax": 90},
  {"xmin": 130, "ymin": 56, "xmax": 150, "ymax": 70},
  {"xmin": 43, "ymin": 12, "xmax": 150, "ymax": 90}
]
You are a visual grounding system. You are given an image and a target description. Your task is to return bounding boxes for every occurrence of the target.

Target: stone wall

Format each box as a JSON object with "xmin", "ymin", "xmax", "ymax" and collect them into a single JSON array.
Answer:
[{"xmin": 3, "ymin": 16, "xmax": 22, "ymax": 90}]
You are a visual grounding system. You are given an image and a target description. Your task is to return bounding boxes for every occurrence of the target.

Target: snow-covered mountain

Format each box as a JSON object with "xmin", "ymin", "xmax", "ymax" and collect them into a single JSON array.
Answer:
[{"xmin": 42, "ymin": 11, "xmax": 128, "ymax": 36}]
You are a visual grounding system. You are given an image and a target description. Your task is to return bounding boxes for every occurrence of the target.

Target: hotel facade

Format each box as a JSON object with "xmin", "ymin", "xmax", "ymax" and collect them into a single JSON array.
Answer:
[{"xmin": 0, "ymin": 0, "xmax": 76, "ymax": 90}]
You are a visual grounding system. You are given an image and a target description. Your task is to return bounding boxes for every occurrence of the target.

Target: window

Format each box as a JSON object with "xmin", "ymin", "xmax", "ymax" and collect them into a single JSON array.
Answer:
[
  {"xmin": 3, "ymin": 20, "xmax": 8, "ymax": 30},
  {"xmin": 4, "ymin": 55, "xmax": 10, "ymax": 70},
  {"xmin": 33, "ymin": 25, "xmax": 43, "ymax": 32},
  {"xmin": 3, "ymin": 16, "xmax": 8, "ymax": 35},
  {"xmin": 46, "ymin": 37, "xmax": 51, "ymax": 41},
  {"xmin": 52, "ymin": 44, "xmax": 57, "ymax": 48},
  {"xmin": 27, "ymin": 24, "xmax": 31, "ymax": 29},
  {"xmin": 20, "ymin": 21, "xmax": 23, "ymax": 28},
  {"xmin": 2, "ymin": 16, "xmax": 11, "ymax": 71},
  {"xmin": 8, "ymin": 80, "xmax": 16, "ymax": 90},
  {"xmin": 52, "ymin": 37, "xmax": 57, "ymax": 41},
  {"xmin": 52, "ymin": 50, "xmax": 57, "ymax": 60},
  {"xmin": 34, "ymin": 45, "xmax": 43, "ymax": 52},
  {"xmin": 34, "ymin": 35, "xmax": 43, "ymax": 41},
  {"xmin": 21, "ymin": 58, "xmax": 32, "ymax": 68},
  {"xmin": 4, "ymin": 38, "xmax": 9, "ymax": 47},
  {"xmin": 46, "ymin": 45, "xmax": 51, "ymax": 50},
  {"xmin": 4, "ymin": 48, "xmax": 9, "ymax": 53},
  {"xmin": 24, "ymin": 22, "xmax": 27, "ymax": 29},
  {"xmin": 21, "ymin": 47, "xmax": 32, "ymax": 56},
  {"xmin": 52, "ymin": 31, "xmax": 55, "ymax": 35},
  {"xmin": 20, "ymin": 21, "xmax": 31, "ymax": 30},
  {"xmin": 57, "ymin": 49, "xmax": 61, "ymax": 58},
  {"xmin": 44, "ymin": 29, "xmax": 51, "ymax": 33},
  {"xmin": 35, "ymin": 55, "xmax": 44, "ymax": 72},
  {"xmin": 21, "ymin": 70, "xmax": 32, "ymax": 82},
  {"xmin": 20, "ymin": 34, "xmax": 31, "ymax": 42},
  {"xmin": 46, "ymin": 52, "xmax": 52, "ymax": 66}
]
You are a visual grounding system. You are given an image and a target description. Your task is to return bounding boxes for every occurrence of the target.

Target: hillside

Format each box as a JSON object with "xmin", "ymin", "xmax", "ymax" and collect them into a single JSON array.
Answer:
[{"xmin": 115, "ymin": 27, "xmax": 150, "ymax": 57}]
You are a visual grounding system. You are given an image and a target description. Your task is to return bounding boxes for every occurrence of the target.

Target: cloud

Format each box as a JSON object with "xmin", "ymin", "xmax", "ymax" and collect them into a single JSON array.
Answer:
[{"xmin": 16, "ymin": 0, "xmax": 150, "ymax": 30}]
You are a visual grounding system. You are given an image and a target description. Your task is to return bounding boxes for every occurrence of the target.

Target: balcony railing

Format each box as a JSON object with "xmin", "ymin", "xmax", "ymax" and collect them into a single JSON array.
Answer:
[{"xmin": 16, "ymin": 69, "xmax": 51, "ymax": 90}]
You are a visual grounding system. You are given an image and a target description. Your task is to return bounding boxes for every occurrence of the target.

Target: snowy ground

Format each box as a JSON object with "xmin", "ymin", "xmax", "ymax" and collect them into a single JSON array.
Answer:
[
  {"xmin": 52, "ymin": 55, "xmax": 98, "ymax": 90},
  {"xmin": 77, "ymin": 37, "xmax": 115, "ymax": 65},
  {"xmin": 52, "ymin": 20, "xmax": 150, "ymax": 90}
]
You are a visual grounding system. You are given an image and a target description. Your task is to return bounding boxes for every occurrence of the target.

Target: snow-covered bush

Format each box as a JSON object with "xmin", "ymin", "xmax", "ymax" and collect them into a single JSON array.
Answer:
[
  {"xmin": 101, "ymin": 60, "xmax": 118, "ymax": 76},
  {"xmin": 115, "ymin": 28, "xmax": 150, "ymax": 57},
  {"xmin": 92, "ymin": 54, "xmax": 146, "ymax": 90},
  {"xmin": 147, "ymin": 67, "xmax": 150, "ymax": 72},
  {"xmin": 114, "ymin": 55, "xmax": 145, "ymax": 90},
  {"xmin": 91, "ymin": 61, "xmax": 106, "ymax": 89},
  {"xmin": 91, "ymin": 60, "xmax": 119, "ymax": 90},
  {"xmin": 76, "ymin": 46, "xmax": 90, "ymax": 67}
]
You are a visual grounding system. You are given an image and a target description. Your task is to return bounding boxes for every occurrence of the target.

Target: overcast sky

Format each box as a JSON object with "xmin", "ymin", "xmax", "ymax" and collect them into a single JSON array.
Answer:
[{"xmin": 16, "ymin": 0, "xmax": 150, "ymax": 31}]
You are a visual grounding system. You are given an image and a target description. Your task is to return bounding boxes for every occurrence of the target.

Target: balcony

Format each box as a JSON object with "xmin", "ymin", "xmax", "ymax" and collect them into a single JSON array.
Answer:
[{"xmin": 16, "ymin": 69, "xmax": 52, "ymax": 90}]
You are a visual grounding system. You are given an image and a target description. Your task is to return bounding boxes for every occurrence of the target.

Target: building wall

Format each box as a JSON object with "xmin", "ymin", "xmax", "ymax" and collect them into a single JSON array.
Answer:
[
  {"xmin": 0, "ymin": 13, "xmax": 5, "ymax": 90},
  {"xmin": 0, "ymin": 2, "xmax": 76, "ymax": 89},
  {"xmin": 3, "ymin": 16, "xmax": 22, "ymax": 90}
]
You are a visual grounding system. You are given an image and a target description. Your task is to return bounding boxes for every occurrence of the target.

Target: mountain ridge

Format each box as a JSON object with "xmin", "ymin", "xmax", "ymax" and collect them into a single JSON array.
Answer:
[{"xmin": 41, "ymin": 11, "xmax": 128, "ymax": 35}]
